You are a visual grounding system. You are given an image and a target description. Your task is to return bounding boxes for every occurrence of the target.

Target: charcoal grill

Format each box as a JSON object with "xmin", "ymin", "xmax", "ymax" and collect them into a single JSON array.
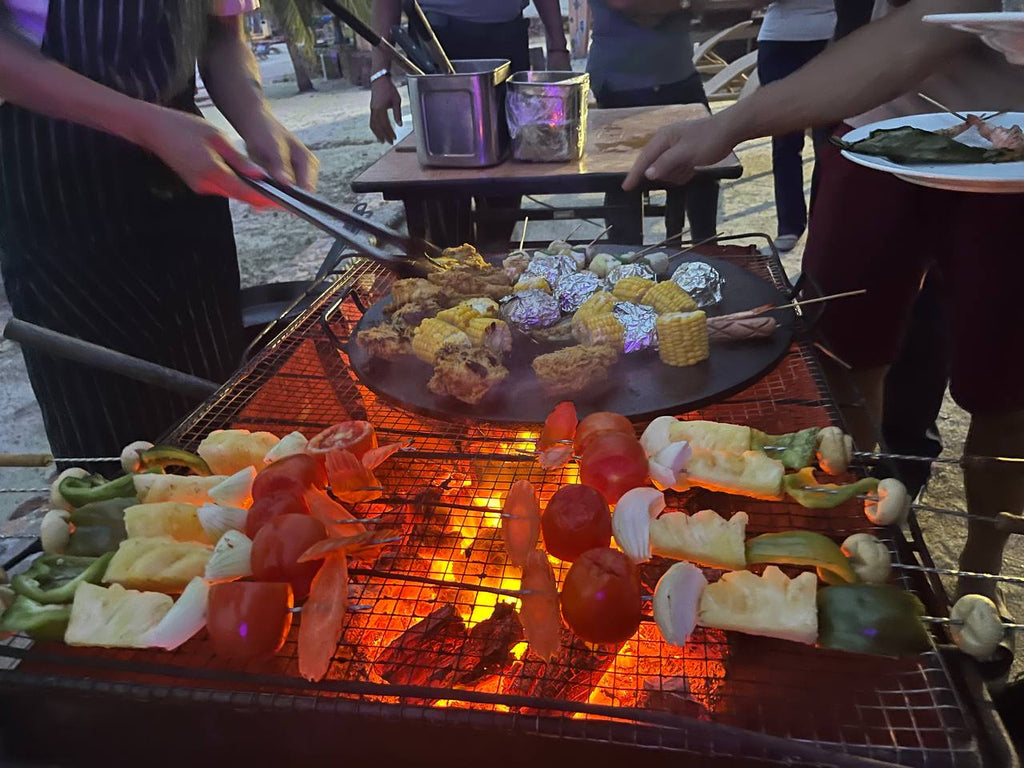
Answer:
[{"xmin": 0, "ymin": 247, "xmax": 1015, "ymax": 768}]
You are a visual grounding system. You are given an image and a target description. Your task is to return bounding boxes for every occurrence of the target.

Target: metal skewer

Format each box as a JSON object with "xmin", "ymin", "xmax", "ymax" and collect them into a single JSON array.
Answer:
[
  {"xmin": 584, "ymin": 225, "xmax": 613, "ymax": 248},
  {"xmin": 775, "ymin": 288, "xmax": 867, "ymax": 311},
  {"xmin": 347, "ymin": 567, "xmax": 531, "ymax": 598},
  {"xmin": 633, "ymin": 230, "xmax": 690, "ymax": 259},
  {"xmin": 563, "ymin": 220, "xmax": 587, "ymax": 242}
]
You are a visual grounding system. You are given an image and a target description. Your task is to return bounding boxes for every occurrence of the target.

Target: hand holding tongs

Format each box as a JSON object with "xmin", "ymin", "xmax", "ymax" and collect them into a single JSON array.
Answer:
[{"xmin": 238, "ymin": 174, "xmax": 441, "ymax": 278}]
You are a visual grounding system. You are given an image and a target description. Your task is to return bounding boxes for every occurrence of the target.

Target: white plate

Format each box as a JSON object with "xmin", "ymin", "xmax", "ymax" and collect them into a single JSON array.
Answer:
[
  {"xmin": 923, "ymin": 12, "xmax": 1024, "ymax": 64},
  {"xmin": 838, "ymin": 111, "xmax": 1024, "ymax": 193}
]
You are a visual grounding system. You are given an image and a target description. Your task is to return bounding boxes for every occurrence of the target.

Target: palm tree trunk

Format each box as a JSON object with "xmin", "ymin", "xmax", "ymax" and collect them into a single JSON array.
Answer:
[{"xmin": 264, "ymin": 0, "xmax": 317, "ymax": 93}]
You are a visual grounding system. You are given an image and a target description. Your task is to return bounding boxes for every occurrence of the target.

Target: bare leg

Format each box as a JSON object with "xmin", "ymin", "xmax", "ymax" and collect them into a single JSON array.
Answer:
[
  {"xmin": 820, "ymin": 359, "xmax": 888, "ymax": 451},
  {"xmin": 957, "ymin": 410, "xmax": 1024, "ymax": 600}
]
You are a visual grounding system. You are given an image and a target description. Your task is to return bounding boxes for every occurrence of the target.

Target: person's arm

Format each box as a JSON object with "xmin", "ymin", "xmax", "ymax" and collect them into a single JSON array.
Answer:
[
  {"xmin": 199, "ymin": 15, "xmax": 319, "ymax": 190},
  {"xmin": 0, "ymin": 28, "xmax": 270, "ymax": 206},
  {"xmin": 369, "ymin": 0, "xmax": 404, "ymax": 143},
  {"xmin": 624, "ymin": 0, "xmax": 994, "ymax": 188},
  {"xmin": 532, "ymin": 0, "xmax": 571, "ymax": 69}
]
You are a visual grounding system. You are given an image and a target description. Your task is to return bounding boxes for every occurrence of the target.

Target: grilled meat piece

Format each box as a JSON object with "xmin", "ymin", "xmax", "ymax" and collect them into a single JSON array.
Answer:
[
  {"xmin": 391, "ymin": 299, "xmax": 443, "ymax": 329},
  {"xmin": 373, "ymin": 605, "xmax": 467, "ymax": 687},
  {"xmin": 528, "ymin": 317, "xmax": 574, "ymax": 346},
  {"xmin": 391, "ymin": 277, "xmax": 447, "ymax": 309},
  {"xmin": 428, "ymin": 268, "xmax": 512, "ymax": 304},
  {"xmin": 434, "ymin": 243, "xmax": 489, "ymax": 270},
  {"xmin": 531, "ymin": 344, "xmax": 619, "ymax": 397},
  {"xmin": 356, "ymin": 322, "xmax": 412, "ymax": 361},
  {"xmin": 428, "ymin": 345, "xmax": 509, "ymax": 404}
]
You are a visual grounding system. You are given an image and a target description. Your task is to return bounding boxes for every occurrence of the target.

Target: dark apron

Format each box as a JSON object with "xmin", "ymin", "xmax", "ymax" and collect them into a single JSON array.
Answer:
[{"xmin": 0, "ymin": 0, "xmax": 243, "ymax": 460}]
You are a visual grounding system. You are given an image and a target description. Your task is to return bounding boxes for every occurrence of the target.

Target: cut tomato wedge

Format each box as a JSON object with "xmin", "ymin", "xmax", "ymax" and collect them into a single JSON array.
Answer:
[
  {"xmin": 207, "ymin": 582, "xmax": 294, "ymax": 661},
  {"xmin": 501, "ymin": 480, "xmax": 540, "ymax": 568},
  {"xmin": 361, "ymin": 440, "xmax": 409, "ymax": 471},
  {"xmin": 302, "ymin": 488, "xmax": 367, "ymax": 539},
  {"xmin": 298, "ymin": 552, "xmax": 349, "ymax": 682},
  {"xmin": 520, "ymin": 549, "xmax": 562, "ymax": 662},
  {"xmin": 308, "ymin": 421, "xmax": 377, "ymax": 461},
  {"xmin": 298, "ymin": 529, "xmax": 398, "ymax": 563},
  {"xmin": 537, "ymin": 402, "xmax": 578, "ymax": 470},
  {"xmin": 324, "ymin": 450, "xmax": 382, "ymax": 503}
]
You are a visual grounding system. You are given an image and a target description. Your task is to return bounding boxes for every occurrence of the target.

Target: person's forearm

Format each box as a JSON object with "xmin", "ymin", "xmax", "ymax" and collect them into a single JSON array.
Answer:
[
  {"xmin": 533, "ymin": 0, "xmax": 569, "ymax": 52},
  {"xmin": 199, "ymin": 16, "xmax": 271, "ymax": 140},
  {"xmin": 717, "ymin": 0, "xmax": 993, "ymax": 143},
  {"xmin": 371, "ymin": 0, "xmax": 402, "ymax": 72},
  {"xmin": 0, "ymin": 31, "xmax": 157, "ymax": 147}
]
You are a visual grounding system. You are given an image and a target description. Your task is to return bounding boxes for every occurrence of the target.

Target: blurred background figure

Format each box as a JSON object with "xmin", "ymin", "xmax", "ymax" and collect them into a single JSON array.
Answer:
[
  {"xmin": 588, "ymin": 0, "xmax": 719, "ymax": 245},
  {"xmin": 756, "ymin": 0, "xmax": 835, "ymax": 251}
]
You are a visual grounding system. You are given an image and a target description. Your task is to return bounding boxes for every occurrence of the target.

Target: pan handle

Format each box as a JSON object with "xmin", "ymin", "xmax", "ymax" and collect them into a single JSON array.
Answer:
[{"xmin": 4, "ymin": 319, "xmax": 218, "ymax": 400}]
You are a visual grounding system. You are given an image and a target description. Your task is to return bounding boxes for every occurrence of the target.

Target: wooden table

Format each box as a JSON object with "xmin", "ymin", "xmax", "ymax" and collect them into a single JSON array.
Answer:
[{"xmin": 351, "ymin": 103, "xmax": 742, "ymax": 247}]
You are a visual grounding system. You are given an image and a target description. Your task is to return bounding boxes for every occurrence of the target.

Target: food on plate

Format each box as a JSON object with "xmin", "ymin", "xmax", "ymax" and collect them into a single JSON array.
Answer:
[
  {"xmin": 307, "ymin": 421, "xmax": 377, "ymax": 463},
  {"xmin": 10, "ymin": 553, "xmax": 113, "ymax": 605},
  {"xmin": 611, "ymin": 487, "xmax": 665, "ymax": 563},
  {"xmin": 571, "ymin": 290, "xmax": 616, "ymax": 332},
  {"xmin": 428, "ymin": 345, "xmax": 510, "ymax": 404},
  {"xmin": 464, "ymin": 318, "xmax": 513, "ymax": 355},
  {"xmin": 502, "ymin": 480, "xmax": 540, "ymax": 568},
  {"xmin": 298, "ymin": 552, "xmax": 349, "ymax": 681},
  {"xmin": 537, "ymin": 401, "xmax": 577, "ymax": 469},
  {"xmin": 651, "ymin": 509, "xmax": 748, "ymax": 570},
  {"xmin": 832, "ymin": 125, "xmax": 1024, "ymax": 164},
  {"xmin": 514, "ymin": 275, "xmax": 552, "ymax": 293},
  {"xmin": 207, "ymin": 581, "xmax": 294, "ymax": 661},
  {"xmin": 611, "ymin": 276, "xmax": 655, "ymax": 303},
  {"xmin": 427, "ymin": 267, "xmax": 512, "ymax": 303},
  {"xmin": 124, "ymin": 502, "xmax": 210, "ymax": 544},
  {"xmin": 816, "ymin": 583, "xmax": 930, "ymax": 657},
  {"xmin": 0, "ymin": 595, "xmax": 71, "ymax": 641},
  {"xmin": 640, "ymin": 280, "xmax": 697, "ymax": 314},
  {"xmin": 707, "ymin": 315, "xmax": 778, "ymax": 342},
  {"xmin": 246, "ymin": 492, "xmax": 311, "ymax": 538},
  {"xmin": 205, "ymin": 530, "xmax": 254, "ymax": 583},
  {"xmin": 392, "ymin": 299, "xmax": 444, "ymax": 328},
  {"xmin": 864, "ymin": 478, "xmax": 911, "ymax": 525},
  {"xmin": 434, "ymin": 242, "xmax": 489, "ymax": 270},
  {"xmin": 587, "ymin": 252, "xmax": 620, "ymax": 279},
  {"xmin": 251, "ymin": 514, "xmax": 328, "ymax": 600},
  {"xmin": 540, "ymin": 484, "xmax": 612, "ymax": 562},
  {"xmin": 528, "ymin": 316, "xmax": 576, "ymax": 345},
  {"xmin": 782, "ymin": 468, "xmax": 879, "ymax": 508},
  {"xmin": 948, "ymin": 594, "xmax": 1005, "ymax": 660},
  {"xmin": 573, "ymin": 311, "xmax": 624, "ymax": 349},
  {"xmin": 503, "ymin": 251, "xmax": 531, "ymax": 280},
  {"xmin": 698, "ymin": 566, "xmax": 818, "ymax": 645},
  {"xmin": 436, "ymin": 302, "xmax": 485, "ymax": 329},
  {"xmin": 532, "ymin": 344, "xmax": 618, "ymax": 398},
  {"xmin": 573, "ymin": 411, "xmax": 634, "ymax": 455},
  {"xmin": 656, "ymin": 310, "xmax": 709, "ymax": 367},
  {"xmin": 579, "ymin": 430, "xmax": 649, "ymax": 504},
  {"xmin": 65, "ymin": 583, "xmax": 173, "ymax": 648},
  {"xmin": 412, "ymin": 318, "xmax": 471, "ymax": 364},
  {"xmin": 355, "ymin": 322, "xmax": 413, "ymax": 361},
  {"xmin": 140, "ymin": 576, "xmax": 210, "ymax": 651},
  {"xmin": 391, "ymin": 277, "xmax": 447, "ymax": 309},
  {"xmin": 841, "ymin": 534, "xmax": 892, "ymax": 584},
  {"xmin": 103, "ymin": 537, "xmax": 212, "ymax": 593},
  {"xmin": 745, "ymin": 531, "xmax": 859, "ymax": 585},
  {"xmin": 197, "ymin": 429, "xmax": 280, "ymax": 476},
  {"xmin": 560, "ymin": 547, "xmax": 642, "ymax": 643},
  {"xmin": 653, "ymin": 561, "xmax": 708, "ymax": 647}
]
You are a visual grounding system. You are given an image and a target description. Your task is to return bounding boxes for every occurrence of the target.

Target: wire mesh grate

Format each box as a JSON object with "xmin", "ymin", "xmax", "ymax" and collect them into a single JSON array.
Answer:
[{"xmin": 0, "ymin": 252, "xmax": 986, "ymax": 767}]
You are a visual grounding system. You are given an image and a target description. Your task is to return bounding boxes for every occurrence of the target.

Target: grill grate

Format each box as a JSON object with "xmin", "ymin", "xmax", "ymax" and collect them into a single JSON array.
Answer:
[{"xmin": 0, "ymin": 252, "xmax": 988, "ymax": 767}]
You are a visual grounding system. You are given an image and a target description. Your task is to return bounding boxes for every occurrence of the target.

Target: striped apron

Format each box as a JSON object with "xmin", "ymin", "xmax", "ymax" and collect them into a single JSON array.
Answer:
[{"xmin": 0, "ymin": 0, "xmax": 243, "ymax": 461}]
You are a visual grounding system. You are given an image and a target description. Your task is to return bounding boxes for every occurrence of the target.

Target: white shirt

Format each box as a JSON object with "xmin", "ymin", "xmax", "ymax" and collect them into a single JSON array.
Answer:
[
  {"xmin": 7, "ymin": 1, "xmax": 260, "ymax": 45},
  {"xmin": 758, "ymin": 0, "xmax": 837, "ymax": 42}
]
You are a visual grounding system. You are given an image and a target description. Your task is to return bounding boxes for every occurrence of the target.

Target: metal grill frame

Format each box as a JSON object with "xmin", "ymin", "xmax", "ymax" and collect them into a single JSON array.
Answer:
[{"xmin": 0, "ymin": 247, "xmax": 1015, "ymax": 768}]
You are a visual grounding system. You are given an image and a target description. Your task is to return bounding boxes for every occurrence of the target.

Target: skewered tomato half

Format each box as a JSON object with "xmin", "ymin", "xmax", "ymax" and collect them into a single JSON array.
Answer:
[
  {"xmin": 251, "ymin": 514, "xmax": 327, "ymax": 600},
  {"xmin": 578, "ymin": 431, "xmax": 649, "ymax": 504},
  {"xmin": 573, "ymin": 412, "xmax": 635, "ymax": 456},
  {"xmin": 307, "ymin": 421, "xmax": 377, "ymax": 462},
  {"xmin": 252, "ymin": 454, "xmax": 327, "ymax": 501},
  {"xmin": 246, "ymin": 491, "xmax": 311, "ymax": 538},
  {"xmin": 541, "ymin": 484, "xmax": 611, "ymax": 562},
  {"xmin": 207, "ymin": 582, "xmax": 294, "ymax": 661},
  {"xmin": 560, "ymin": 547, "xmax": 642, "ymax": 643}
]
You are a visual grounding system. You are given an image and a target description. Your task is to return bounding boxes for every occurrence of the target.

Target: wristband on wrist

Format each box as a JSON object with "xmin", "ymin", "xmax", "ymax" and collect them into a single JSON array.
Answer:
[{"xmin": 370, "ymin": 68, "xmax": 391, "ymax": 84}]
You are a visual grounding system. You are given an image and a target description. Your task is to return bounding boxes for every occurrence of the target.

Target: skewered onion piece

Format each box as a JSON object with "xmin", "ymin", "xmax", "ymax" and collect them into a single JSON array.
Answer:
[
  {"xmin": 611, "ymin": 487, "xmax": 664, "ymax": 563},
  {"xmin": 864, "ymin": 478, "xmax": 911, "ymax": 526},
  {"xmin": 841, "ymin": 533, "xmax": 892, "ymax": 584},
  {"xmin": 640, "ymin": 416, "xmax": 678, "ymax": 457},
  {"xmin": 816, "ymin": 426, "xmax": 853, "ymax": 475},
  {"xmin": 653, "ymin": 561, "xmax": 707, "ymax": 647},
  {"xmin": 648, "ymin": 441, "xmax": 692, "ymax": 491},
  {"xmin": 263, "ymin": 431, "xmax": 308, "ymax": 463},
  {"xmin": 949, "ymin": 594, "xmax": 1005, "ymax": 660}
]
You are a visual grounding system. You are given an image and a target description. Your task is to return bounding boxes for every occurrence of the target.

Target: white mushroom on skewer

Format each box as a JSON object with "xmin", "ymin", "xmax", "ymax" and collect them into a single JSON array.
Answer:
[
  {"xmin": 948, "ymin": 594, "xmax": 1006, "ymax": 660},
  {"xmin": 864, "ymin": 478, "xmax": 912, "ymax": 526},
  {"xmin": 841, "ymin": 534, "xmax": 892, "ymax": 584}
]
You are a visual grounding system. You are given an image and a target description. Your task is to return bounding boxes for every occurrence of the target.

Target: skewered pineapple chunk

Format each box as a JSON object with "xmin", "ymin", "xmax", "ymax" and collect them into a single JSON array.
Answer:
[
  {"xmin": 657, "ymin": 310, "xmax": 709, "ymax": 366},
  {"xmin": 642, "ymin": 280, "xmax": 698, "ymax": 314},
  {"xmin": 465, "ymin": 318, "xmax": 513, "ymax": 354},
  {"xmin": 436, "ymin": 303, "xmax": 482, "ymax": 329},
  {"xmin": 515, "ymin": 276, "xmax": 552, "ymax": 293},
  {"xmin": 612, "ymin": 276, "xmax": 655, "ymax": 303},
  {"xmin": 574, "ymin": 311, "xmax": 624, "ymax": 349},
  {"xmin": 412, "ymin": 318, "xmax": 471, "ymax": 363}
]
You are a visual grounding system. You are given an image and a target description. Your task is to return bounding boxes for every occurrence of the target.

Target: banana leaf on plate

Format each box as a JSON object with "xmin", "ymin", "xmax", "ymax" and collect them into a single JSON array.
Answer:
[{"xmin": 832, "ymin": 126, "xmax": 1019, "ymax": 164}]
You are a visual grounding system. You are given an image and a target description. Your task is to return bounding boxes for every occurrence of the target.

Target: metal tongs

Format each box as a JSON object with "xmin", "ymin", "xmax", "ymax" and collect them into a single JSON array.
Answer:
[{"xmin": 239, "ymin": 174, "xmax": 441, "ymax": 278}]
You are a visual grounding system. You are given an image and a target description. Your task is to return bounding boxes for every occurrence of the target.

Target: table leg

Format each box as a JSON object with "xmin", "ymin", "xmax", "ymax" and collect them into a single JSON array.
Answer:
[{"xmin": 403, "ymin": 195, "xmax": 474, "ymax": 248}]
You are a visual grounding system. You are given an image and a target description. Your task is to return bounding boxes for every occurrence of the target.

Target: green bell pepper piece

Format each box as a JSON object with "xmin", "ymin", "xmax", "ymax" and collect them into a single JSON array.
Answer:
[
  {"xmin": 65, "ymin": 497, "xmax": 134, "ymax": 557},
  {"xmin": 0, "ymin": 595, "xmax": 71, "ymax": 641},
  {"xmin": 138, "ymin": 446, "xmax": 211, "ymax": 476},
  {"xmin": 817, "ymin": 583, "xmax": 932, "ymax": 657},
  {"xmin": 59, "ymin": 473, "xmax": 136, "ymax": 509},
  {"xmin": 782, "ymin": 467, "xmax": 879, "ymax": 509},
  {"xmin": 752, "ymin": 428, "xmax": 820, "ymax": 470},
  {"xmin": 10, "ymin": 552, "xmax": 113, "ymax": 604},
  {"xmin": 746, "ymin": 531, "xmax": 859, "ymax": 584}
]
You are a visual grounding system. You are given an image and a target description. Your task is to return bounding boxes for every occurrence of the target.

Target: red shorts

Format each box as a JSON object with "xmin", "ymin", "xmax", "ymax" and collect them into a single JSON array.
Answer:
[{"xmin": 802, "ymin": 125, "xmax": 1024, "ymax": 415}]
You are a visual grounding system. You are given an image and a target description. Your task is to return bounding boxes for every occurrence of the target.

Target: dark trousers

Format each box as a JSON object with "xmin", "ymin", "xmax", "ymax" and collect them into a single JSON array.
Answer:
[
  {"xmin": 596, "ymin": 73, "xmax": 719, "ymax": 244},
  {"xmin": 757, "ymin": 39, "xmax": 829, "ymax": 238}
]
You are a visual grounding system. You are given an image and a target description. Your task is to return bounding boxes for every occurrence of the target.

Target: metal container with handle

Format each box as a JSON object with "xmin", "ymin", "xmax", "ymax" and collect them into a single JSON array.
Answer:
[{"xmin": 507, "ymin": 71, "xmax": 590, "ymax": 162}]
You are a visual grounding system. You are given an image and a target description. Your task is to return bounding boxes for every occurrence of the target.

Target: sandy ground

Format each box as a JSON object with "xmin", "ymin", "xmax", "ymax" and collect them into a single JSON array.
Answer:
[{"xmin": 0, "ymin": 51, "xmax": 1012, "ymax": 645}]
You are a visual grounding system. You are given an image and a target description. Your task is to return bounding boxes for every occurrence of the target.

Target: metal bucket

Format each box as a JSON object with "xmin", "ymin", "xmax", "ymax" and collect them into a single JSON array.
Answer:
[
  {"xmin": 507, "ymin": 71, "xmax": 590, "ymax": 162},
  {"xmin": 406, "ymin": 59, "xmax": 511, "ymax": 168}
]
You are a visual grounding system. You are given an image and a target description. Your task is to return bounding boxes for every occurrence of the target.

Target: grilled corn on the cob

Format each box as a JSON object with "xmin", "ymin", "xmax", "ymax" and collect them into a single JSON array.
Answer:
[
  {"xmin": 436, "ymin": 304, "xmax": 482, "ymax": 329},
  {"xmin": 461, "ymin": 297, "xmax": 500, "ymax": 318},
  {"xmin": 575, "ymin": 312, "xmax": 624, "ymax": 349},
  {"xmin": 657, "ymin": 310, "xmax": 709, "ymax": 366},
  {"xmin": 514, "ymin": 276, "xmax": 552, "ymax": 293},
  {"xmin": 642, "ymin": 280, "xmax": 698, "ymax": 314},
  {"xmin": 574, "ymin": 291, "xmax": 616, "ymax": 322},
  {"xmin": 465, "ymin": 317, "xmax": 513, "ymax": 354},
  {"xmin": 612, "ymin": 276, "xmax": 655, "ymax": 303},
  {"xmin": 412, "ymin": 318, "xmax": 471, "ymax": 363}
]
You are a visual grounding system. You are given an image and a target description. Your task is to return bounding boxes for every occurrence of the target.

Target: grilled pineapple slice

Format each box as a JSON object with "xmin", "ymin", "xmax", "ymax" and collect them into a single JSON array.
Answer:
[
  {"xmin": 103, "ymin": 537, "xmax": 212, "ymax": 593},
  {"xmin": 65, "ymin": 582, "xmax": 173, "ymax": 648},
  {"xmin": 124, "ymin": 502, "xmax": 210, "ymax": 544},
  {"xmin": 650, "ymin": 509, "xmax": 748, "ymax": 570},
  {"xmin": 686, "ymin": 449, "xmax": 785, "ymax": 499},
  {"xmin": 668, "ymin": 420, "xmax": 753, "ymax": 453},
  {"xmin": 698, "ymin": 566, "xmax": 818, "ymax": 645}
]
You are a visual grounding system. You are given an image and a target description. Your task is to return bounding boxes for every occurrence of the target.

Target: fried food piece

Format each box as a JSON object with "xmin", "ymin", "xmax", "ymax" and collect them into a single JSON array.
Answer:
[
  {"xmin": 532, "ymin": 344, "xmax": 619, "ymax": 397},
  {"xmin": 429, "ymin": 268, "xmax": 512, "ymax": 303},
  {"xmin": 437, "ymin": 243, "xmax": 489, "ymax": 270},
  {"xmin": 529, "ymin": 316, "xmax": 575, "ymax": 345},
  {"xmin": 356, "ymin": 322, "xmax": 412, "ymax": 361},
  {"xmin": 391, "ymin": 278, "xmax": 446, "ymax": 308},
  {"xmin": 392, "ymin": 299, "xmax": 443, "ymax": 329},
  {"xmin": 429, "ymin": 345, "xmax": 509, "ymax": 404}
]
